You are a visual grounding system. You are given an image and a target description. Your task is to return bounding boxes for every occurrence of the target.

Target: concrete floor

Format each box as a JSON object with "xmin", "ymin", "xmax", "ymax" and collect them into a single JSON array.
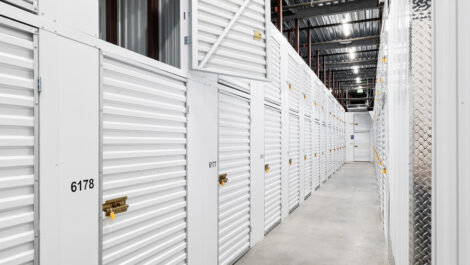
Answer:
[{"xmin": 237, "ymin": 162, "xmax": 389, "ymax": 265}]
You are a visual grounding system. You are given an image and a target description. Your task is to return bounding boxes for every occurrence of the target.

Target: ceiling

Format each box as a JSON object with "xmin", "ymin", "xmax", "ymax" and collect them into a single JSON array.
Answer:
[{"xmin": 272, "ymin": 0, "xmax": 384, "ymax": 111}]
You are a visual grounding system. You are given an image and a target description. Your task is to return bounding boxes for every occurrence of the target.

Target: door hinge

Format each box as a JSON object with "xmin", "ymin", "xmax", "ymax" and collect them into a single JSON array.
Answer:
[
  {"xmin": 184, "ymin": 35, "xmax": 192, "ymax": 45},
  {"xmin": 37, "ymin": 76, "xmax": 42, "ymax": 94}
]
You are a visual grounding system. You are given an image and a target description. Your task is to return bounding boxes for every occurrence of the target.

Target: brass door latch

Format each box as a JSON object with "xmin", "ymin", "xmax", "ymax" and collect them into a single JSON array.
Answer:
[
  {"xmin": 354, "ymin": 145, "xmax": 358, "ymax": 148},
  {"xmin": 289, "ymin": 159, "xmax": 293, "ymax": 166},
  {"xmin": 253, "ymin": 30, "xmax": 262, "ymax": 41},
  {"xmin": 265, "ymin": 164, "xmax": 270, "ymax": 173},
  {"xmin": 219, "ymin": 173, "xmax": 228, "ymax": 186},
  {"xmin": 103, "ymin": 196, "xmax": 129, "ymax": 220},
  {"xmin": 304, "ymin": 155, "xmax": 307, "ymax": 161}
]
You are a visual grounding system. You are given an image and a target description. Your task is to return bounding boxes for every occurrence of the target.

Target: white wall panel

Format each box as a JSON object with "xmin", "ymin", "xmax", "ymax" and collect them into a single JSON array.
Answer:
[
  {"xmin": 218, "ymin": 90, "xmax": 251, "ymax": 265},
  {"xmin": 288, "ymin": 113, "xmax": 299, "ymax": 211},
  {"xmin": 101, "ymin": 55, "xmax": 187, "ymax": 265},
  {"xmin": 264, "ymin": 105, "xmax": 281, "ymax": 233},
  {"xmin": 193, "ymin": 0, "xmax": 269, "ymax": 80},
  {"xmin": 1, "ymin": 0, "xmax": 37, "ymax": 12},
  {"xmin": 0, "ymin": 17, "xmax": 37, "ymax": 265}
]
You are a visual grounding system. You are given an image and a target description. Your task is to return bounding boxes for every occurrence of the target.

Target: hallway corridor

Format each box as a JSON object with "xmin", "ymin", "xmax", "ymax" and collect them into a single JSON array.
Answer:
[{"xmin": 237, "ymin": 162, "xmax": 389, "ymax": 265}]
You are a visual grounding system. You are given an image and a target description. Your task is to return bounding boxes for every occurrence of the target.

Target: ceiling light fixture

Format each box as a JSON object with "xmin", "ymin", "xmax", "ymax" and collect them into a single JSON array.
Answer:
[
  {"xmin": 342, "ymin": 19, "xmax": 351, "ymax": 37},
  {"xmin": 353, "ymin": 66, "xmax": 359, "ymax": 74},
  {"xmin": 356, "ymin": 77, "xmax": 361, "ymax": 83}
]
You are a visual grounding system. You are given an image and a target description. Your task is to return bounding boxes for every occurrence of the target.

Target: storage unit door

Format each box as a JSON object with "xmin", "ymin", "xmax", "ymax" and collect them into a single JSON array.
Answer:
[
  {"xmin": 302, "ymin": 69, "xmax": 311, "ymax": 118},
  {"xmin": 353, "ymin": 114, "xmax": 370, "ymax": 132},
  {"xmin": 192, "ymin": 0, "xmax": 269, "ymax": 80},
  {"xmin": 312, "ymin": 121, "xmax": 320, "ymax": 189},
  {"xmin": 320, "ymin": 124, "xmax": 327, "ymax": 182},
  {"xmin": 218, "ymin": 91, "xmax": 251, "ymax": 265},
  {"xmin": 354, "ymin": 132, "xmax": 370, "ymax": 162},
  {"xmin": 288, "ymin": 113, "xmax": 300, "ymax": 211},
  {"xmin": 303, "ymin": 117, "xmax": 312, "ymax": 198},
  {"xmin": 264, "ymin": 106, "xmax": 281, "ymax": 233},
  {"xmin": 264, "ymin": 28, "xmax": 281, "ymax": 105},
  {"xmin": 0, "ymin": 18, "xmax": 37, "ymax": 265},
  {"xmin": 101, "ymin": 56, "xmax": 188, "ymax": 265},
  {"xmin": 287, "ymin": 54, "xmax": 299, "ymax": 112}
]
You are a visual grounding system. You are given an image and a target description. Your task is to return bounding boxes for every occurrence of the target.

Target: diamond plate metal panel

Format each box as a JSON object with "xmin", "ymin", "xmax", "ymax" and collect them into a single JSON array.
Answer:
[{"xmin": 410, "ymin": 0, "xmax": 432, "ymax": 264}]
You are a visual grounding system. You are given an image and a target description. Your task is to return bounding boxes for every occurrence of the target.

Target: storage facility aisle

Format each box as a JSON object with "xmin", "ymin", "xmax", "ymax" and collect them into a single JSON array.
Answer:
[{"xmin": 237, "ymin": 163, "xmax": 388, "ymax": 265}]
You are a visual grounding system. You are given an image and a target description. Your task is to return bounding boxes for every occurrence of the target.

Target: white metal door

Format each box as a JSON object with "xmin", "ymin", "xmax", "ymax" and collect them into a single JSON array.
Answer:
[
  {"xmin": 354, "ymin": 132, "xmax": 370, "ymax": 162},
  {"xmin": 192, "ymin": 0, "xmax": 270, "ymax": 80},
  {"xmin": 287, "ymin": 54, "xmax": 299, "ymax": 112},
  {"xmin": 304, "ymin": 117, "xmax": 312, "ymax": 198},
  {"xmin": 0, "ymin": 18, "xmax": 37, "ymax": 265},
  {"xmin": 320, "ymin": 123, "xmax": 327, "ymax": 182},
  {"xmin": 101, "ymin": 55, "xmax": 188, "ymax": 265},
  {"xmin": 313, "ymin": 121, "xmax": 320, "ymax": 189},
  {"xmin": 218, "ymin": 90, "xmax": 251, "ymax": 265},
  {"xmin": 303, "ymin": 69, "xmax": 311, "ymax": 118},
  {"xmin": 263, "ymin": 105, "xmax": 281, "ymax": 233},
  {"xmin": 353, "ymin": 114, "xmax": 370, "ymax": 132},
  {"xmin": 288, "ymin": 113, "xmax": 300, "ymax": 211},
  {"xmin": 264, "ymin": 26, "xmax": 281, "ymax": 105}
]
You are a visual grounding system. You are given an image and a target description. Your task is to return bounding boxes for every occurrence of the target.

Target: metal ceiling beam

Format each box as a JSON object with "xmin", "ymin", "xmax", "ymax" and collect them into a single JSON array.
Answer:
[
  {"xmin": 282, "ymin": 0, "xmax": 379, "ymax": 21},
  {"xmin": 324, "ymin": 59, "xmax": 377, "ymax": 69},
  {"xmin": 306, "ymin": 49, "xmax": 379, "ymax": 59},
  {"xmin": 301, "ymin": 36, "xmax": 379, "ymax": 51},
  {"xmin": 284, "ymin": 18, "xmax": 380, "ymax": 33}
]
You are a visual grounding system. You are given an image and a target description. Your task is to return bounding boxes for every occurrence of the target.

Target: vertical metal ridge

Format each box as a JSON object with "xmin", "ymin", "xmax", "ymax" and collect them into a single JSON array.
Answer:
[{"xmin": 409, "ymin": 0, "xmax": 433, "ymax": 264}]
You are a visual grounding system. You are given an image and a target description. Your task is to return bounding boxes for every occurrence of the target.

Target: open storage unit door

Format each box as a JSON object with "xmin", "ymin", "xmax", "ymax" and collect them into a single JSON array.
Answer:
[
  {"xmin": 303, "ymin": 117, "xmax": 312, "ymax": 198},
  {"xmin": 218, "ymin": 89, "xmax": 251, "ymax": 265},
  {"xmin": 263, "ymin": 105, "xmax": 282, "ymax": 234},
  {"xmin": 192, "ymin": 0, "xmax": 270, "ymax": 80},
  {"xmin": 313, "ymin": 120, "xmax": 320, "ymax": 189},
  {"xmin": 0, "ymin": 17, "xmax": 38, "ymax": 265},
  {"xmin": 288, "ymin": 113, "xmax": 300, "ymax": 212},
  {"xmin": 100, "ymin": 55, "xmax": 188, "ymax": 264}
]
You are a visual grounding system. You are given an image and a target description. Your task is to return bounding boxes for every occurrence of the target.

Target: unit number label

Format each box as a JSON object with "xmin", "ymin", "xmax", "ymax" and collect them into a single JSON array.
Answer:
[
  {"xmin": 209, "ymin": 161, "xmax": 217, "ymax": 168},
  {"xmin": 71, "ymin": 179, "xmax": 95, "ymax": 192}
]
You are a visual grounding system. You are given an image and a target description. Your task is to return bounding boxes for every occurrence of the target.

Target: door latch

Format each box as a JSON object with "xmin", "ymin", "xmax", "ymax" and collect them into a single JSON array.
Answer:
[
  {"xmin": 265, "ymin": 164, "xmax": 270, "ymax": 173},
  {"xmin": 102, "ymin": 196, "xmax": 129, "ymax": 220},
  {"xmin": 289, "ymin": 159, "xmax": 293, "ymax": 166},
  {"xmin": 219, "ymin": 173, "xmax": 228, "ymax": 186}
]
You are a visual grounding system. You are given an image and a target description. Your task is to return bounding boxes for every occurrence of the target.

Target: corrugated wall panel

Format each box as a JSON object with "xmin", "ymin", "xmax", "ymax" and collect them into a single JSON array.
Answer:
[
  {"xmin": 0, "ymin": 19, "xmax": 37, "ymax": 265},
  {"xmin": 264, "ymin": 105, "xmax": 281, "ymax": 233},
  {"xmin": 287, "ymin": 54, "xmax": 299, "ymax": 112},
  {"xmin": 218, "ymin": 91, "xmax": 251, "ymax": 265},
  {"xmin": 101, "ymin": 55, "xmax": 187, "ymax": 265},
  {"xmin": 195, "ymin": 0, "xmax": 268, "ymax": 80},
  {"xmin": 320, "ymin": 124, "xmax": 327, "ymax": 183},
  {"xmin": 264, "ymin": 29, "xmax": 281, "ymax": 105},
  {"xmin": 288, "ymin": 113, "xmax": 300, "ymax": 211},
  {"xmin": 304, "ymin": 117, "xmax": 312, "ymax": 198},
  {"xmin": 1, "ymin": 0, "xmax": 37, "ymax": 12},
  {"xmin": 313, "ymin": 120, "xmax": 320, "ymax": 189}
]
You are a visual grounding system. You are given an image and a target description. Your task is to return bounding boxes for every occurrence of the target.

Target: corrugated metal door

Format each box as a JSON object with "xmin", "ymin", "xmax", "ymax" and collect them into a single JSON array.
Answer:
[
  {"xmin": 193, "ymin": 0, "xmax": 269, "ymax": 80},
  {"xmin": 303, "ymin": 69, "xmax": 311, "ymax": 118},
  {"xmin": 263, "ymin": 105, "xmax": 281, "ymax": 233},
  {"xmin": 0, "ymin": 18, "xmax": 37, "ymax": 265},
  {"xmin": 287, "ymin": 54, "xmax": 299, "ymax": 112},
  {"xmin": 218, "ymin": 90, "xmax": 251, "ymax": 265},
  {"xmin": 2, "ymin": 0, "xmax": 38, "ymax": 12},
  {"xmin": 304, "ymin": 117, "xmax": 312, "ymax": 198},
  {"xmin": 264, "ymin": 27, "xmax": 281, "ymax": 105},
  {"xmin": 313, "ymin": 120, "xmax": 320, "ymax": 189},
  {"xmin": 101, "ymin": 55, "xmax": 188, "ymax": 265},
  {"xmin": 288, "ymin": 113, "xmax": 300, "ymax": 211},
  {"xmin": 320, "ymin": 123, "xmax": 327, "ymax": 182}
]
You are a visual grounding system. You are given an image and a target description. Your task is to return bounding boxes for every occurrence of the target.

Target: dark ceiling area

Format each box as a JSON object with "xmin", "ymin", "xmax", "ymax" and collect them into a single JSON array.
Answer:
[{"xmin": 271, "ymin": 0, "xmax": 384, "ymax": 111}]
